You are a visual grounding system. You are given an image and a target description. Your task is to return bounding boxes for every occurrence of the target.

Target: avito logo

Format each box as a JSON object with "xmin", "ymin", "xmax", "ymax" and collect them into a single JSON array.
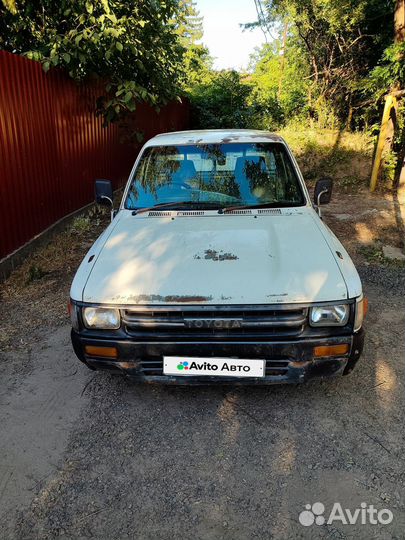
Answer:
[
  {"xmin": 177, "ymin": 361, "xmax": 190, "ymax": 371},
  {"xmin": 299, "ymin": 502, "xmax": 393, "ymax": 527},
  {"xmin": 176, "ymin": 360, "xmax": 251, "ymax": 372}
]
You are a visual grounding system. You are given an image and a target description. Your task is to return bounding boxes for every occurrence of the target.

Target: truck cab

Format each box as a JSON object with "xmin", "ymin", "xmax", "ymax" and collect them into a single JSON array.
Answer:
[{"xmin": 70, "ymin": 129, "xmax": 366, "ymax": 384}]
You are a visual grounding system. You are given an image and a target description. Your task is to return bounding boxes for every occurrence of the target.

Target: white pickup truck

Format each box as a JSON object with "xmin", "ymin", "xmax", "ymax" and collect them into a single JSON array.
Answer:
[{"xmin": 69, "ymin": 129, "xmax": 366, "ymax": 384}]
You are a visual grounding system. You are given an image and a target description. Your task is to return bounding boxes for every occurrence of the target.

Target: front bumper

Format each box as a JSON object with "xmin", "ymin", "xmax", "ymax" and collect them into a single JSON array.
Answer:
[{"xmin": 71, "ymin": 329, "xmax": 365, "ymax": 385}]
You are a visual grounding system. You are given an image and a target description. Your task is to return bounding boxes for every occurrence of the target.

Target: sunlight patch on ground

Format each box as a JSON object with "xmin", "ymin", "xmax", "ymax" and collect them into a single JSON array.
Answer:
[
  {"xmin": 217, "ymin": 393, "xmax": 240, "ymax": 446},
  {"xmin": 355, "ymin": 223, "xmax": 375, "ymax": 244},
  {"xmin": 375, "ymin": 359, "xmax": 397, "ymax": 412}
]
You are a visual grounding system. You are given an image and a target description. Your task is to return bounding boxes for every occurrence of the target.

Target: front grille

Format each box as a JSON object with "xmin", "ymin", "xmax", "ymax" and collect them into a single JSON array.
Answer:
[{"xmin": 122, "ymin": 305, "xmax": 308, "ymax": 342}]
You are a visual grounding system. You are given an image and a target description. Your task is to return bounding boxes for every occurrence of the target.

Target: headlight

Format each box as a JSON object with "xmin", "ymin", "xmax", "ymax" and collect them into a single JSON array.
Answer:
[
  {"xmin": 310, "ymin": 304, "xmax": 349, "ymax": 327},
  {"xmin": 354, "ymin": 295, "xmax": 368, "ymax": 332},
  {"xmin": 83, "ymin": 307, "xmax": 121, "ymax": 329}
]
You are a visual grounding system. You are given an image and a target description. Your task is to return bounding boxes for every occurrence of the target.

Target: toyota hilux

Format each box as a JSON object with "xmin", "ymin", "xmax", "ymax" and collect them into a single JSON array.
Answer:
[{"xmin": 69, "ymin": 129, "xmax": 367, "ymax": 384}]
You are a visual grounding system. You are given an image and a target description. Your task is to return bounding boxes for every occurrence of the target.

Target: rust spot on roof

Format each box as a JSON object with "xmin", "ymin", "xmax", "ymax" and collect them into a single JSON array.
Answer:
[
  {"xmin": 249, "ymin": 134, "xmax": 284, "ymax": 142},
  {"xmin": 221, "ymin": 136, "xmax": 240, "ymax": 143},
  {"xmin": 221, "ymin": 134, "xmax": 282, "ymax": 143}
]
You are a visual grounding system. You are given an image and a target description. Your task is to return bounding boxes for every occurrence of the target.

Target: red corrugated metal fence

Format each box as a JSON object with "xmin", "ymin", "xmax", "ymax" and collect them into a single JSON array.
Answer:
[{"xmin": 0, "ymin": 51, "xmax": 189, "ymax": 260}]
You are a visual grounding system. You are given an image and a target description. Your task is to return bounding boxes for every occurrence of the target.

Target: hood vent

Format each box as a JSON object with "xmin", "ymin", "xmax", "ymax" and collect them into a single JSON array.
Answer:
[
  {"xmin": 225, "ymin": 209, "xmax": 252, "ymax": 215},
  {"xmin": 145, "ymin": 208, "xmax": 283, "ymax": 218},
  {"xmin": 147, "ymin": 211, "xmax": 172, "ymax": 218},
  {"xmin": 177, "ymin": 210, "xmax": 205, "ymax": 217},
  {"xmin": 257, "ymin": 208, "xmax": 282, "ymax": 215}
]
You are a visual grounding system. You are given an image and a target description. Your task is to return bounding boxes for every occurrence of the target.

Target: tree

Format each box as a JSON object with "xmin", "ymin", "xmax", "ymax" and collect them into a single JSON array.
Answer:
[
  {"xmin": 189, "ymin": 70, "xmax": 253, "ymax": 129},
  {"xmin": 248, "ymin": 36, "xmax": 310, "ymax": 128},
  {"xmin": 176, "ymin": 0, "xmax": 213, "ymax": 92},
  {"xmin": 250, "ymin": 0, "xmax": 395, "ymax": 126},
  {"xmin": 177, "ymin": 0, "xmax": 203, "ymax": 46},
  {"xmin": 0, "ymin": 0, "xmax": 187, "ymax": 122}
]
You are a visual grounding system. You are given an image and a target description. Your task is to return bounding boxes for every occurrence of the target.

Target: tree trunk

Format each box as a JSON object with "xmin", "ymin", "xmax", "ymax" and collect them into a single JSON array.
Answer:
[
  {"xmin": 370, "ymin": 0, "xmax": 404, "ymax": 191},
  {"xmin": 278, "ymin": 22, "xmax": 288, "ymax": 101},
  {"xmin": 370, "ymin": 96, "xmax": 397, "ymax": 191},
  {"xmin": 395, "ymin": 0, "xmax": 405, "ymax": 43},
  {"xmin": 394, "ymin": 0, "xmax": 405, "ymax": 188}
]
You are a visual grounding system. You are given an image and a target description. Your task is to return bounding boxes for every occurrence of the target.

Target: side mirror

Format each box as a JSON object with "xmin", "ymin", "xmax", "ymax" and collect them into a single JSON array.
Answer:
[
  {"xmin": 314, "ymin": 177, "xmax": 333, "ymax": 206},
  {"xmin": 95, "ymin": 179, "xmax": 113, "ymax": 206}
]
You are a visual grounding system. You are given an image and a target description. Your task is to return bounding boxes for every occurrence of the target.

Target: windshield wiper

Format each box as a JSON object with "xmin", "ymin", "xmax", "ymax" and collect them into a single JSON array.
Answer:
[
  {"xmin": 132, "ymin": 201, "xmax": 223, "ymax": 215},
  {"xmin": 220, "ymin": 202, "xmax": 283, "ymax": 213}
]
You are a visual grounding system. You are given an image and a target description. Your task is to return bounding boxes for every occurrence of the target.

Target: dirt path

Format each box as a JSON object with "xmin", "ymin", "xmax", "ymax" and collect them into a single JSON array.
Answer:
[{"xmin": 1, "ymin": 190, "xmax": 404, "ymax": 539}]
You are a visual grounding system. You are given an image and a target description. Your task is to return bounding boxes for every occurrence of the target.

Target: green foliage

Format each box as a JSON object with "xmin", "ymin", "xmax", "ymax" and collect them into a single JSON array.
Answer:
[
  {"xmin": 177, "ymin": 0, "xmax": 203, "ymax": 46},
  {"xmin": 177, "ymin": 1, "xmax": 213, "ymax": 92},
  {"xmin": 71, "ymin": 215, "xmax": 91, "ymax": 234},
  {"xmin": 279, "ymin": 126, "xmax": 373, "ymax": 188},
  {"xmin": 188, "ymin": 70, "xmax": 253, "ymax": 129},
  {"xmin": 359, "ymin": 244, "xmax": 405, "ymax": 267},
  {"xmin": 253, "ymin": 0, "xmax": 395, "ymax": 126},
  {"xmin": 247, "ymin": 38, "xmax": 310, "ymax": 128},
  {"xmin": 182, "ymin": 44, "xmax": 213, "ymax": 91},
  {"xmin": 364, "ymin": 42, "xmax": 405, "ymax": 101},
  {"xmin": 0, "ymin": 0, "xmax": 188, "ymax": 122},
  {"xmin": 1, "ymin": 0, "xmax": 16, "ymax": 14},
  {"xmin": 185, "ymin": 0, "xmax": 396, "ymax": 134}
]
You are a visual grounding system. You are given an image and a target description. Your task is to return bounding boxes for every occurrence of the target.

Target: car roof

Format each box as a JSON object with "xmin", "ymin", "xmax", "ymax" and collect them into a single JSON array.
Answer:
[{"xmin": 144, "ymin": 129, "xmax": 286, "ymax": 147}]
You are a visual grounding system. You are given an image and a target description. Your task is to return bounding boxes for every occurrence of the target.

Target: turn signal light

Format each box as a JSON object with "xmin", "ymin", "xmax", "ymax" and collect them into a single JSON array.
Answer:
[
  {"xmin": 85, "ymin": 345, "xmax": 118, "ymax": 359},
  {"xmin": 363, "ymin": 297, "xmax": 369, "ymax": 316},
  {"xmin": 313, "ymin": 344, "xmax": 349, "ymax": 358}
]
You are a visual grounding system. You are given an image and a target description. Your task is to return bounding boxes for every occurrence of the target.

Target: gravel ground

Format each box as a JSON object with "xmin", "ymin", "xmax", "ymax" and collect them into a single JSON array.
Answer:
[{"xmin": 1, "ymin": 190, "xmax": 404, "ymax": 539}]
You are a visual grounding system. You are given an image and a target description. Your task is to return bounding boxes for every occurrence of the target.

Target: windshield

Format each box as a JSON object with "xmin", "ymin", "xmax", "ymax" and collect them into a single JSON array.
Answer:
[{"xmin": 125, "ymin": 142, "xmax": 305, "ymax": 210}]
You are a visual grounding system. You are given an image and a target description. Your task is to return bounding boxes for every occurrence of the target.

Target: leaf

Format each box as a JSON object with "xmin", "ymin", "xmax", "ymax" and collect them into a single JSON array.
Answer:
[
  {"xmin": 124, "ymin": 91, "xmax": 133, "ymax": 103},
  {"xmin": 63, "ymin": 53, "xmax": 71, "ymax": 64},
  {"xmin": 116, "ymin": 42, "xmax": 123, "ymax": 52},
  {"xmin": 105, "ymin": 28, "xmax": 119, "ymax": 38},
  {"xmin": 100, "ymin": 0, "xmax": 110, "ymax": 15},
  {"xmin": 106, "ymin": 13, "xmax": 117, "ymax": 24},
  {"xmin": 85, "ymin": 1, "xmax": 93, "ymax": 14},
  {"xmin": 50, "ymin": 52, "xmax": 59, "ymax": 66},
  {"xmin": 43, "ymin": 61, "xmax": 50, "ymax": 72}
]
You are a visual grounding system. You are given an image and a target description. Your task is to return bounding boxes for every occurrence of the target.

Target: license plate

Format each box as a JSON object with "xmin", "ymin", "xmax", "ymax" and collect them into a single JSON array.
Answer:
[{"xmin": 163, "ymin": 356, "xmax": 265, "ymax": 378}]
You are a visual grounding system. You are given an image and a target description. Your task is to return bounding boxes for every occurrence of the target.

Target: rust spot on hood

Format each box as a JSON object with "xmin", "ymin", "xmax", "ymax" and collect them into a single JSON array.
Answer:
[
  {"xmin": 127, "ymin": 294, "xmax": 213, "ymax": 304},
  {"xmin": 164, "ymin": 295, "xmax": 213, "ymax": 303},
  {"xmin": 194, "ymin": 249, "xmax": 238, "ymax": 261}
]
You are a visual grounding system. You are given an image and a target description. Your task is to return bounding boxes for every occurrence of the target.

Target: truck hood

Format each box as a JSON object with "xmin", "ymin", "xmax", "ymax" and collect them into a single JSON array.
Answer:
[{"xmin": 77, "ymin": 209, "xmax": 350, "ymax": 305}]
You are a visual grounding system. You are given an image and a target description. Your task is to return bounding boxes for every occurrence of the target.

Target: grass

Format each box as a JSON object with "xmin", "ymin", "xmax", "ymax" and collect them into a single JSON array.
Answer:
[
  {"xmin": 70, "ymin": 215, "xmax": 92, "ymax": 234},
  {"xmin": 278, "ymin": 127, "xmax": 374, "ymax": 192},
  {"xmin": 0, "ymin": 207, "xmax": 110, "ymax": 352},
  {"xmin": 359, "ymin": 244, "xmax": 405, "ymax": 268}
]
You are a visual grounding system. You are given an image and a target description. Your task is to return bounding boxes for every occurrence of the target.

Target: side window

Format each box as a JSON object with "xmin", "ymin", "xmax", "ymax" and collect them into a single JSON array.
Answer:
[{"xmin": 273, "ymin": 149, "xmax": 301, "ymax": 201}]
